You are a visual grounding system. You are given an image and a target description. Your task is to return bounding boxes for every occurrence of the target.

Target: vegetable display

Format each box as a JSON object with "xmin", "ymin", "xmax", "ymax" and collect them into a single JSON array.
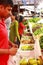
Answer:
[
  {"xmin": 20, "ymin": 58, "xmax": 43, "ymax": 65},
  {"xmin": 21, "ymin": 45, "xmax": 34, "ymax": 51},
  {"xmin": 34, "ymin": 27, "xmax": 43, "ymax": 36},
  {"xmin": 29, "ymin": 17, "xmax": 40, "ymax": 23}
]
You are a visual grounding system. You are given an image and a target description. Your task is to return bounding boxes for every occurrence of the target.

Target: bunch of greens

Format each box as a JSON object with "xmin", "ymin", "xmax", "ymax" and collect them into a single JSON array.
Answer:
[
  {"xmin": 32, "ymin": 23, "xmax": 43, "ymax": 29},
  {"xmin": 29, "ymin": 17, "xmax": 40, "ymax": 23},
  {"xmin": 21, "ymin": 45, "xmax": 34, "ymax": 51},
  {"xmin": 32, "ymin": 23, "xmax": 43, "ymax": 32},
  {"xmin": 39, "ymin": 36, "xmax": 43, "ymax": 49},
  {"xmin": 23, "ymin": 20, "xmax": 28, "ymax": 25},
  {"xmin": 34, "ymin": 27, "xmax": 43, "ymax": 36}
]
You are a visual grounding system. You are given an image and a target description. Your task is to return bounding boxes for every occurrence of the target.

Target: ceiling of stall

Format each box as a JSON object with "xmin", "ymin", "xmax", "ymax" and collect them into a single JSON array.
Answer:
[
  {"xmin": 12, "ymin": 0, "xmax": 43, "ymax": 12},
  {"xmin": 12, "ymin": 0, "xmax": 43, "ymax": 5},
  {"xmin": 12, "ymin": 0, "xmax": 34, "ymax": 5}
]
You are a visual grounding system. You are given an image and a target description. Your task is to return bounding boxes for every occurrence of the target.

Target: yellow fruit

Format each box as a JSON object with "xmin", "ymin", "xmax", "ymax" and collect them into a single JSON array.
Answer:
[
  {"xmin": 37, "ymin": 60, "xmax": 41, "ymax": 65},
  {"xmin": 28, "ymin": 58, "xmax": 37, "ymax": 65},
  {"xmin": 33, "ymin": 63, "xmax": 38, "ymax": 65},
  {"xmin": 37, "ymin": 58, "xmax": 43, "ymax": 65},
  {"xmin": 20, "ymin": 58, "xmax": 28, "ymax": 65}
]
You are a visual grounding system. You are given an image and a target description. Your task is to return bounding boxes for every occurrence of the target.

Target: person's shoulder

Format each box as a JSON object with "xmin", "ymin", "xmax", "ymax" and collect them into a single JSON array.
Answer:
[
  {"xmin": 15, "ymin": 20, "xmax": 18, "ymax": 22},
  {"xmin": 14, "ymin": 20, "xmax": 18, "ymax": 24},
  {"xmin": 19, "ymin": 22, "xmax": 23, "ymax": 25}
]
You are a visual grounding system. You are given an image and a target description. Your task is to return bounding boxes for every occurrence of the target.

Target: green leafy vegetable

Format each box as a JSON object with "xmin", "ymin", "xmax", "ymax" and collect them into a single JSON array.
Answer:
[
  {"xmin": 29, "ymin": 17, "xmax": 40, "ymax": 23},
  {"xmin": 39, "ymin": 36, "xmax": 43, "ymax": 49},
  {"xmin": 34, "ymin": 27, "xmax": 43, "ymax": 35}
]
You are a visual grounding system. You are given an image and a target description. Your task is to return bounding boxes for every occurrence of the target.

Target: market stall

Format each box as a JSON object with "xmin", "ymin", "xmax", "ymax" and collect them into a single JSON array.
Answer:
[
  {"xmin": 8, "ymin": 0, "xmax": 43, "ymax": 65},
  {"xmin": 8, "ymin": 22, "xmax": 43, "ymax": 65}
]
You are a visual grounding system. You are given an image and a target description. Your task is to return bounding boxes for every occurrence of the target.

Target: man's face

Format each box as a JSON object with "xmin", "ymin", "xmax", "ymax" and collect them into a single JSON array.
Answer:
[{"xmin": 0, "ymin": 5, "xmax": 12, "ymax": 19}]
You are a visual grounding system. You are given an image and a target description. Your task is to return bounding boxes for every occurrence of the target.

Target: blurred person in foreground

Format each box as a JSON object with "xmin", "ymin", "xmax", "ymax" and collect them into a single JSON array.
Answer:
[
  {"xmin": 9, "ymin": 13, "xmax": 20, "ymax": 48},
  {"xmin": 0, "ymin": 0, "xmax": 18, "ymax": 65}
]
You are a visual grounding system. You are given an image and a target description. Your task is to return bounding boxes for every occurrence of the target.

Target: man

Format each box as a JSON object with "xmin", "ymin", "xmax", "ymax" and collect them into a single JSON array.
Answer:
[{"xmin": 0, "ymin": 0, "xmax": 18, "ymax": 65}]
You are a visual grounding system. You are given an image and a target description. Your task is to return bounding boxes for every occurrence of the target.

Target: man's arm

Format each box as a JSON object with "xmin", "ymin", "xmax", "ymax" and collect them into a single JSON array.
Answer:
[
  {"xmin": 8, "ymin": 40, "xmax": 18, "ymax": 48},
  {"xmin": 0, "ymin": 47, "xmax": 18, "ymax": 55}
]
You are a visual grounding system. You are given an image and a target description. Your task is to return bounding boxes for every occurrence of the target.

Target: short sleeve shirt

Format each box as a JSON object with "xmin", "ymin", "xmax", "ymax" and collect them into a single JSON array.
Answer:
[{"xmin": 0, "ymin": 19, "xmax": 9, "ymax": 65}]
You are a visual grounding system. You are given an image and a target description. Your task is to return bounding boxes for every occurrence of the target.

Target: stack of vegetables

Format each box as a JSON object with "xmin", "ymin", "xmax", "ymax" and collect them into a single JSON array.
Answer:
[
  {"xmin": 20, "ymin": 58, "xmax": 43, "ymax": 65},
  {"xmin": 29, "ymin": 17, "xmax": 40, "ymax": 23},
  {"xmin": 32, "ymin": 23, "xmax": 43, "ymax": 36}
]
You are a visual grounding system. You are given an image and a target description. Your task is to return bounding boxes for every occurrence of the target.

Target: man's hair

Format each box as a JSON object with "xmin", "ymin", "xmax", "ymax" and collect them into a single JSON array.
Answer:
[{"xmin": 0, "ymin": 0, "xmax": 13, "ymax": 7}]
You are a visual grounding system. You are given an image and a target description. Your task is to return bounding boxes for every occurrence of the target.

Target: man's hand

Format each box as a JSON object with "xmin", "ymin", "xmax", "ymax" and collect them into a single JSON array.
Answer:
[
  {"xmin": 9, "ymin": 40, "xmax": 18, "ymax": 48},
  {"xmin": 12, "ymin": 43, "xmax": 18, "ymax": 48},
  {"xmin": 9, "ymin": 47, "xmax": 18, "ymax": 55}
]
